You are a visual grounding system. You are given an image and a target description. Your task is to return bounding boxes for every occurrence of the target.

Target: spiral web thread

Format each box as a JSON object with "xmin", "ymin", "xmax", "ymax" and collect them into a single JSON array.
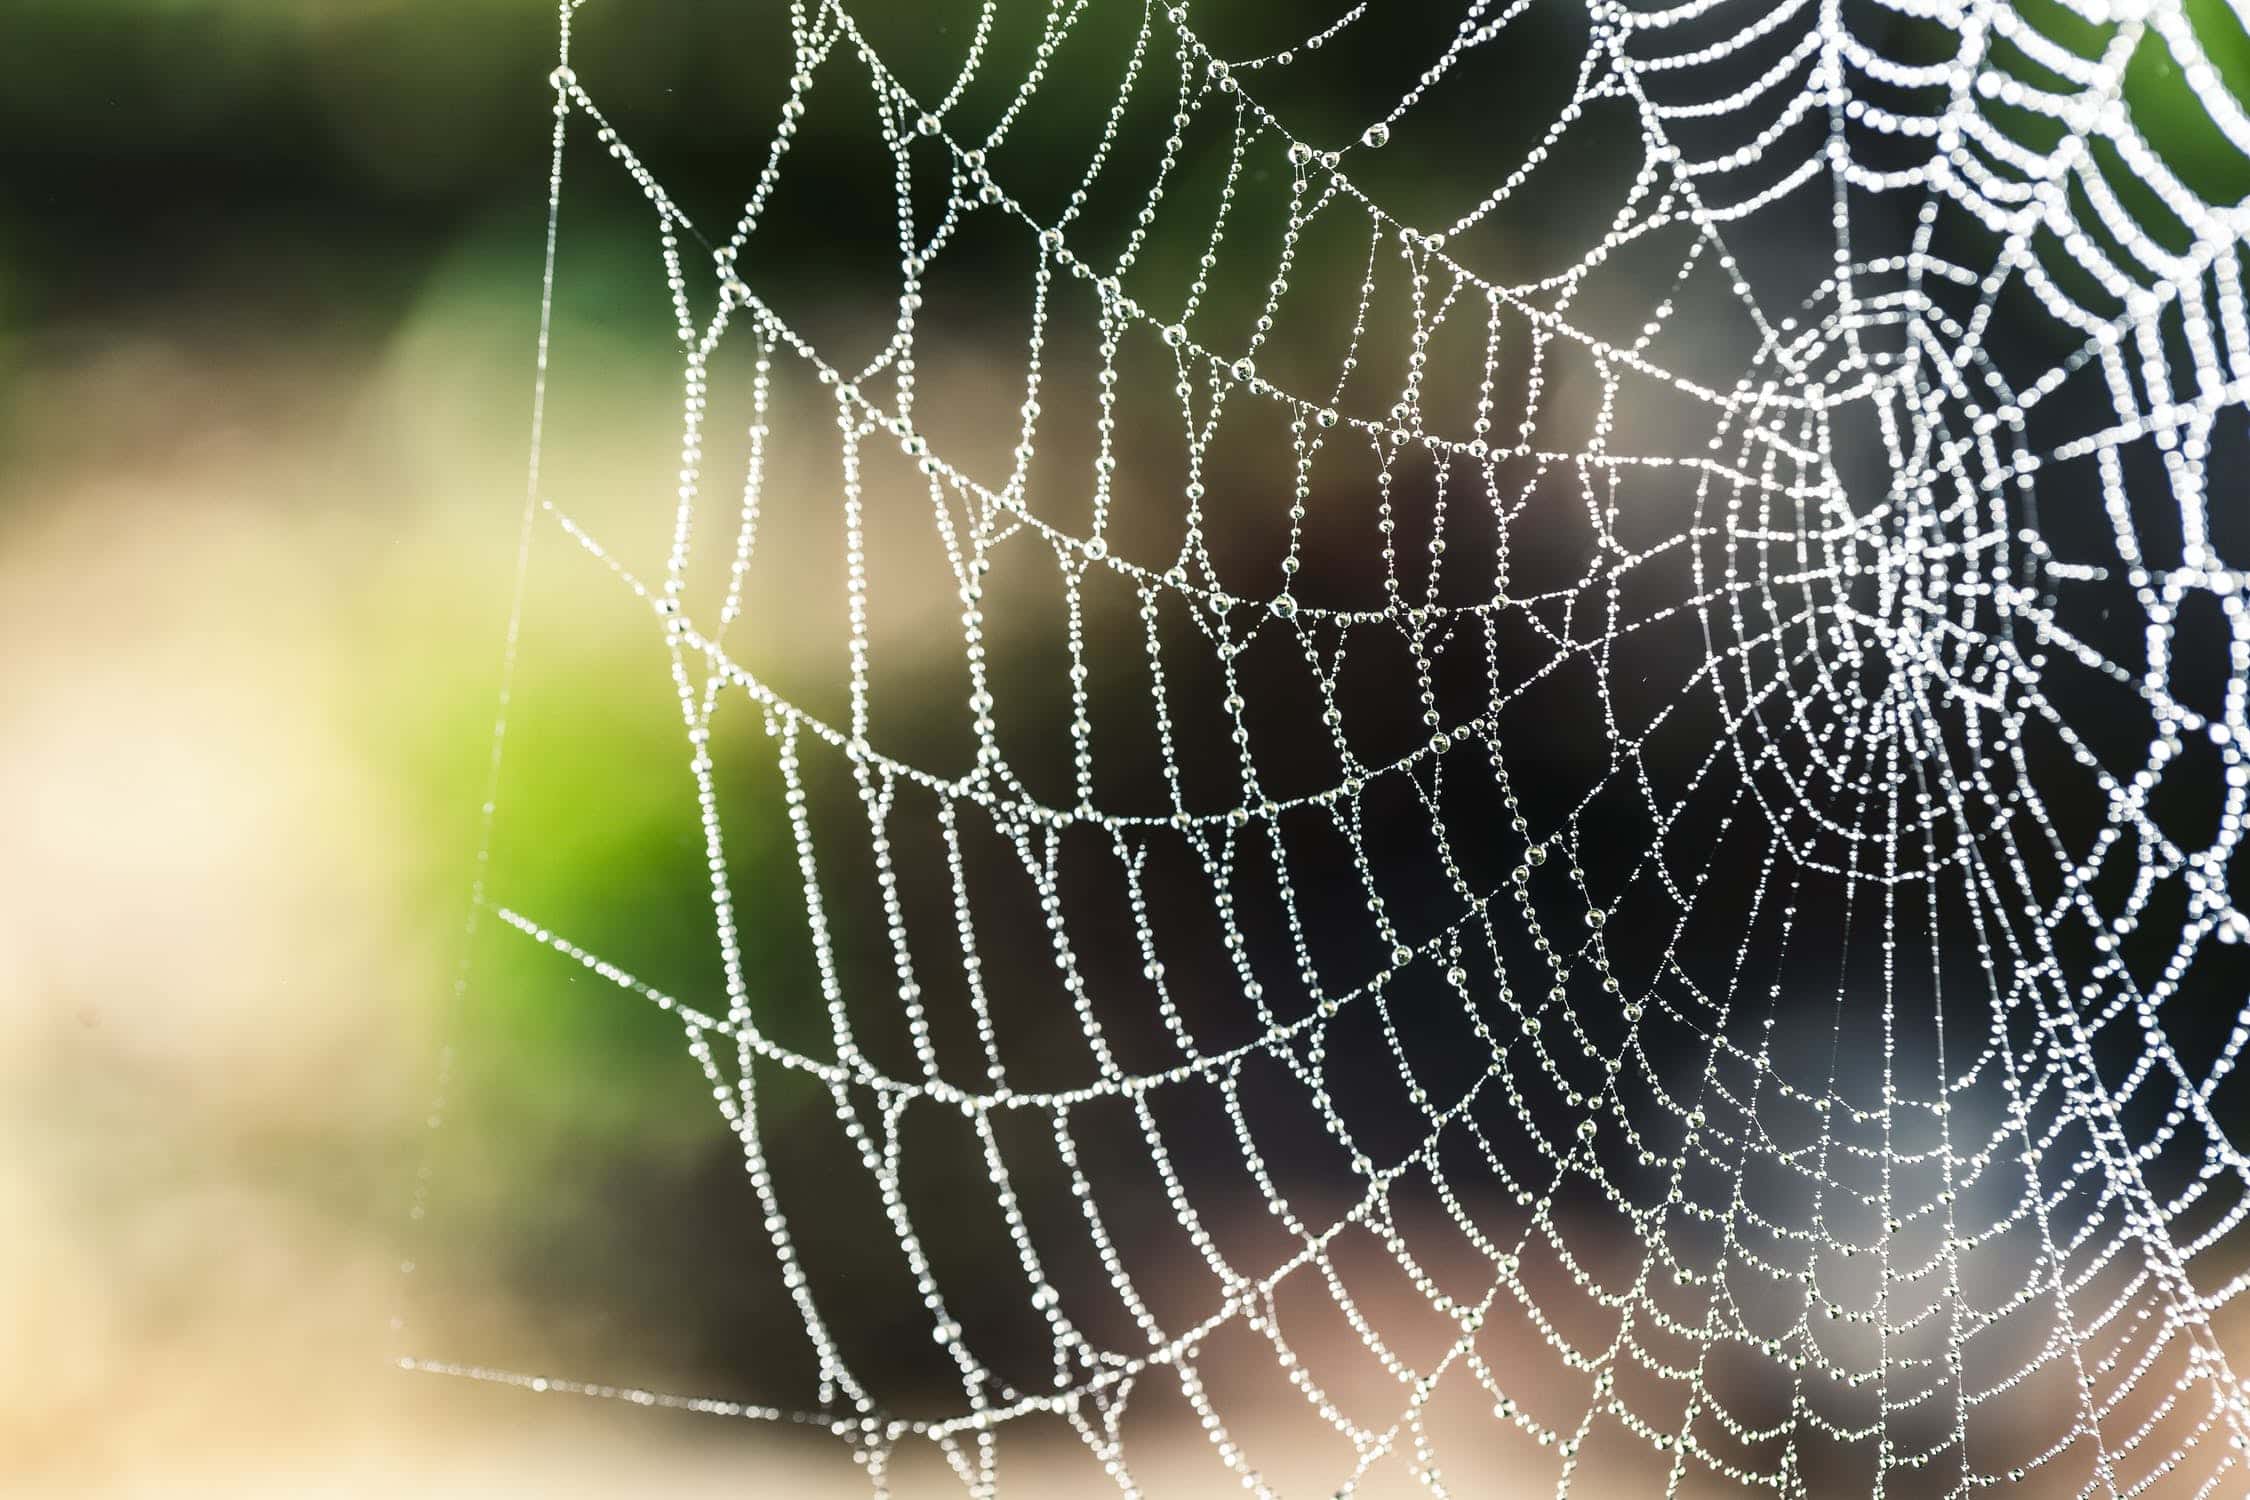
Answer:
[{"xmin": 404, "ymin": 0, "xmax": 2250, "ymax": 1493}]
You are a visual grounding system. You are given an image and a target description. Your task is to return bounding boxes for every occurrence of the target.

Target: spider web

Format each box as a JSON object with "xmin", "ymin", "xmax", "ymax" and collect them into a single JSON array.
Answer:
[{"xmin": 403, "ymin": 0, "xmax": 2250, "ymax": 1493}]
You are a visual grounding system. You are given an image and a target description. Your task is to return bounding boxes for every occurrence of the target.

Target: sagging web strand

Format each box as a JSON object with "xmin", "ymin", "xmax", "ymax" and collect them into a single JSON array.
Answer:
[{"xmin": 406, "ymin": 0, "xmax": 2250, "ymax": 1494}]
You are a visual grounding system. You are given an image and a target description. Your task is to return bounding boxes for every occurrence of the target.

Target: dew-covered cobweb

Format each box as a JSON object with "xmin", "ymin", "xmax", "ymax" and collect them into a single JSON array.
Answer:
[{"xmin": 403, "ymin": 0, "xmax": 2250, "ymax": 1493}]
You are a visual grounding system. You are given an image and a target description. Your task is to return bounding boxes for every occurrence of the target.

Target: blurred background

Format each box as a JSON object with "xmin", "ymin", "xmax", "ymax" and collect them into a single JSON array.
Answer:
[{"xmin": 4, "ymin": 1, "xmax": 2249, "ymax": 1496}]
